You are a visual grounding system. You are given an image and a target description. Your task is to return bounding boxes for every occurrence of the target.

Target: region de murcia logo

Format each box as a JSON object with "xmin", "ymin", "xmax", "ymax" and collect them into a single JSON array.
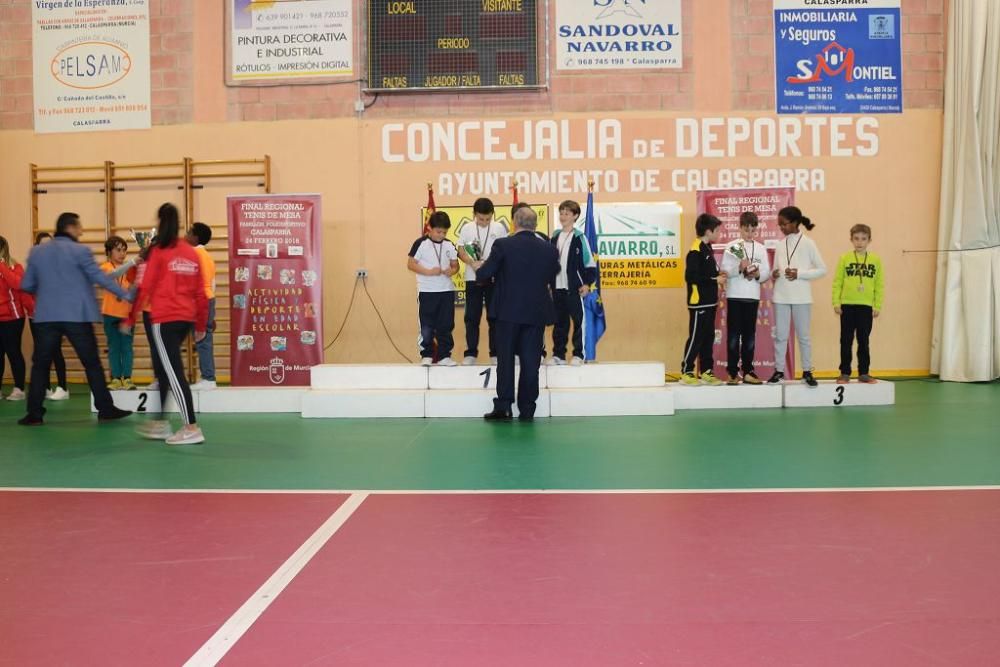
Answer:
[
  {"xmin": 269, "ymin": 357, "xmax": 285, "ymax": 385},
  {"xmin": 786, "ymin": 42, "xmax": 856, "ymax": 84},
  {"xmin": 595, "ymin": 0, "xmax": 644, "ymax": 20}
]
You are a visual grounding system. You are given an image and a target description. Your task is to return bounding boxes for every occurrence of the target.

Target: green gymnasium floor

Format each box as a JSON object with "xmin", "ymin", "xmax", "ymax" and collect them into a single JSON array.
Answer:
[{"xmin": 2, "ymin": 380, "xmax": 997, "ymax": 491}]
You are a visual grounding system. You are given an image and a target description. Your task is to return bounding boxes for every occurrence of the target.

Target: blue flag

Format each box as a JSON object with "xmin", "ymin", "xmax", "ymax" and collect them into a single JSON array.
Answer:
[{"xmin": 582, "ymin": 190, "xmax": 606, "ymax": 361}]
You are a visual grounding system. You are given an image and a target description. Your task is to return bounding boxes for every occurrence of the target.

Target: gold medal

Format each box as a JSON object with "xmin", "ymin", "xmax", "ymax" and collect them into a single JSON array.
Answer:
[{"xmin": 857, "ymin": 284, "xmax": 865, "ymax": 293}]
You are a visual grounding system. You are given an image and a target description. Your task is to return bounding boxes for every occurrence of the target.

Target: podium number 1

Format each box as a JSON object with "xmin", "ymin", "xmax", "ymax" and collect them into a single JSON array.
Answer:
[
  {"xmin": 833, "ymin": 386, "xmax": 845, "ymax": 406},
  {"xmin": 479, "ymin": 368, "xmax": 491, "ymax": 388}
]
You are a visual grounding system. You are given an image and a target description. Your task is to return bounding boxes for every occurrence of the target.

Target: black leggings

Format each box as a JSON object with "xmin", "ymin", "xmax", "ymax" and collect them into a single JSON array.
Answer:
[
  {"xmin": 149, "ymin": 320, "xmax": 196, "ymax": 426},
  {"xmin": 0, "ymin": 318, "xmax": 26, "ymax": 390}
]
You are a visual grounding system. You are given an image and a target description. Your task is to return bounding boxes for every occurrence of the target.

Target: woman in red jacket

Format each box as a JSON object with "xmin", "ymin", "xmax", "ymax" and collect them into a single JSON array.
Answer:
[
  {"xmin": 0, "ymin": 236, "xmax": 28, "ymax": 401},
  {"xmin": 126, "ymin": 204, "xmax": 208, "ymax": 445}
]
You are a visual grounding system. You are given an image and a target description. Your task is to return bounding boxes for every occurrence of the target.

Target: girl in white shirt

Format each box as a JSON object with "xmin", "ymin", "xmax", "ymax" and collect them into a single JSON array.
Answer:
[{"xmin": 769, "ymin": 206, "xmax": 826, "ymax": 386}]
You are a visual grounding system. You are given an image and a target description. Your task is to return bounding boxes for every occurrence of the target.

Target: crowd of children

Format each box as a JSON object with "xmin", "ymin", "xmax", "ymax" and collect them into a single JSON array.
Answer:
[
  {"xmin": 3, "ymin": 208, "xmax": 216, "ymax": 445},
  {"xmin": 1, "ymin": 199, "xmax": 885, "ymax": 428},
  {"xmin": 679, "ymin": 205, "xmax": 883, "ymax": 386},
  {"xmin": 402, "ymin": 197, "xmax": 885, "ymax": 385}
]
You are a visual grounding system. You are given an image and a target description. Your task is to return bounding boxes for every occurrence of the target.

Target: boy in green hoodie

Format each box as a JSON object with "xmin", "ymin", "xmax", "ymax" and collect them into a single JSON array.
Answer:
[{"xmin": 832, "ymin": 224, "xmax": 884, "ymax": 384}]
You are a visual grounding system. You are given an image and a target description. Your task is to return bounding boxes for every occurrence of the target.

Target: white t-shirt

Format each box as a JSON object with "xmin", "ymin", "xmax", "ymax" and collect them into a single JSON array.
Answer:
[
  {"xmin": 555, "ymin": 229, "xmax": 574, "ymax": 290},
  {"xmin": 457, "ymin": 221, "xmax": 508, "ymax": 281},
  {"xmin": 771, "ymin": 232, "xmax": 827, "ymax": 304},
  {"xmin": 408, "ymin": 236, "xmax": 458, "ymax": 293},
  {"xmin": 720, "ymin": 239, "xmax": 770, "ymax": 301}
]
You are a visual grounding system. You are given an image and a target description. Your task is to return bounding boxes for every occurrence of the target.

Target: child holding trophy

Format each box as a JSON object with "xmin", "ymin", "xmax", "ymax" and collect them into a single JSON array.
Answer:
[
  {"xmin": 720, "ymin": 212, "xmax": 770, "ymax": 385},
  {"xmin": 457, "ymin": 198, "xmax": 507, "ymax": 365}
]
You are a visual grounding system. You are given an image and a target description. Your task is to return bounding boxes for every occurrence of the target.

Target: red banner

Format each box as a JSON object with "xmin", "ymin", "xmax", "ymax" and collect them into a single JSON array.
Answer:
[
  {"xmin": 696, "ymin": 187, "xmax": 795, "ymax": 378},
  {"xmin": 227, "ymin": 194, "xmax": 323, "ymax": 386}
]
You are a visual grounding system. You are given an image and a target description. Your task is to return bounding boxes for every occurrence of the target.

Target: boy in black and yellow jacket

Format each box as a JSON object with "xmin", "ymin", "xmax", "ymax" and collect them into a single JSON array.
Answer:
[{"xmin": 681, "ymin": 214, "xmax": 727, "ymax": 385}]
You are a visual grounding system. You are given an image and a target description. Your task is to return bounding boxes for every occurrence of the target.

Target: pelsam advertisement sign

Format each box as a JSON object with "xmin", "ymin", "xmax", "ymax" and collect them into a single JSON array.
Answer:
[{"xmin": 32, "ymin": 0, "xmax": 151, "ymax": 133}]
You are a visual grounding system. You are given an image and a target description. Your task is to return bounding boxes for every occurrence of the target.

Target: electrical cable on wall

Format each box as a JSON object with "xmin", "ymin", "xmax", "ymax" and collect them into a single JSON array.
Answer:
[{"xmin": 323, "ymin": 275, "xmax": 412, "ymax": 363}]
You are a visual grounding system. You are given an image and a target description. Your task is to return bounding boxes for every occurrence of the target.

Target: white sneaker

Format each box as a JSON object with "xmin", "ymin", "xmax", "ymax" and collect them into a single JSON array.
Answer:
[
  {"xmin": 165, "ymin": 425, "xmax": 205, "ymax": 446},
  {"xmin": 49, "ymin": 387, "xmax": 70, "ymax": 401},
  {"xmin": 462, "ymin": 356, "xmax": 477, "ymax": 366},
  {"xmin": 136, "ymin": 420, "xmax": 173, "ymax": 441},
  {"xmin": 436, "ymin": 357, "xmax": 457, "ymax": 367},
  {"xmin": 552, "ymin": 358, "xmax": 567, "ymax": 366},
  {"xmin": 570, "ymin": 357, "xmax": 584, "ymax": 366},
  {"xmin": 191, "ymin": 380, "xmax": 217, "ymax": 391},
  {"xmin": 420, "ymin": 357, "xmax": 433, "ymax": 366},
  {"xmin": 145, "ymin": 380, "xmax": 159, "ymax": 391},
  {"xmin": 545, "ymin": 357, "xmax": 559, "ymax": 366},
  {"xmin": 489, "ymin": 356, "xmax": 498, "ymax": 365},
  {"xmin": 5, "ymin": 388, "xmax": 25, "ymax": 401}
]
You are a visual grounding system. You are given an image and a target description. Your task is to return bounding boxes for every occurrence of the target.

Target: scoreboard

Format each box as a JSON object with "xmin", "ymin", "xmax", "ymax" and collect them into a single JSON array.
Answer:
[{"xmin": 368, "ymin": 0, "xmax": 540, "ymax": 91}]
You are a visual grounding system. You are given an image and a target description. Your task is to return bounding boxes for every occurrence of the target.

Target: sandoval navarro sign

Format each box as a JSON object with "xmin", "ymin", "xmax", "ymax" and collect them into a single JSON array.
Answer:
[{"xmin": 556, "ymin": 0, "xmax": 682, "ymax": 70}]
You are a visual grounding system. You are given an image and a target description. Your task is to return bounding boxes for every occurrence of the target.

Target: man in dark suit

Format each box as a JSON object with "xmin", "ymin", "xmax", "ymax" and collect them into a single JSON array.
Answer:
[
  {"xmin": 18, "ymin": 212, "xmax": 133, "ymax": 426},
  {"xmin": 474, "ymin": 208, "xmax": 560, "ymax": 421}
]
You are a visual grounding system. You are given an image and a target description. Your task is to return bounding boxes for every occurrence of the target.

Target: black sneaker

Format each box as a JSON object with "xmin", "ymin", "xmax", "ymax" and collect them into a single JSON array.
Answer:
[
  {"xmin": 802, "ymin": 371, "xmax": 818, "ymax": 387},
  {"xmin": 98, "ymin": 407, "xmax": 133, "ymax": 422},
  {"xmin": 766, "ymin": 371, "xmax": 784, "ymax": 384}
]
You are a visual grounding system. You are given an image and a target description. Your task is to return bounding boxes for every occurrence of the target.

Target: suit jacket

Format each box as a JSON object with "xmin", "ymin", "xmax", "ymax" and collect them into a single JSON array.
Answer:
[
  {"xmin": 476, "ymin": 230, "xmax": 560, "ymax": 326},
  {"xmin": 21, "ymin": 235, "xmax": 129, "ymax": 323}
]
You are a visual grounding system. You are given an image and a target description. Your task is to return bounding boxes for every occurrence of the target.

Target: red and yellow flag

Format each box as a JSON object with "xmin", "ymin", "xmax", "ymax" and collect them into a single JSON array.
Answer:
[{"xmin": 421, "ymin": 183, "xmax": 435, "ymax": 235}]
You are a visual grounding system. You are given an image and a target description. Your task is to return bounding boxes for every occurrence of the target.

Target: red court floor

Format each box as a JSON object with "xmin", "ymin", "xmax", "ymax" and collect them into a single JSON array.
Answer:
[{"xmin": 2, "ymin": 489, "xmax": 999, "ymax": 666}]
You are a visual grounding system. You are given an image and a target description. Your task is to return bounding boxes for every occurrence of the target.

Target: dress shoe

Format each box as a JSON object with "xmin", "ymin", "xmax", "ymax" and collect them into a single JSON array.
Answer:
[
  {"xmin": 483, "ymin": 408, "xmax": 513, "ymax": 421},
  {"xmin": 98, "ymin": 407, "xmax": 133, "ymax": 422}
]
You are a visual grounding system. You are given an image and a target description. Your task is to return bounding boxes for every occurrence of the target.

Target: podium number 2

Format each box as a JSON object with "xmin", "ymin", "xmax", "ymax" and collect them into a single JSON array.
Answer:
[
  {"xmin": 833, "ymin": 386, "xmax": 845, "ymax": 406},
  {"xmin": 479, "ymin": 368, "xmax": 491, "ymax": 388},
  {"xmin": 137, "ymin": 393, "xmax": 148, "ymax": 412}
]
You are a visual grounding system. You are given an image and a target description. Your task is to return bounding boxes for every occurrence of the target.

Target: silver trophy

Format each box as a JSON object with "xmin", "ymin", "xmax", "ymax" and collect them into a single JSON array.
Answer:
[{"xmin": 130, "ymin": 228, "xmax": 155, "ymax": 251}]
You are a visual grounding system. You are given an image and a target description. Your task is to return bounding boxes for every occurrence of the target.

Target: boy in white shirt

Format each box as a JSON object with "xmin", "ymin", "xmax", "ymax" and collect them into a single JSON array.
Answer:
[
  {"xmin": 457, "ymin": 198, "xmax": 507, "ymax": 365},
  {"xmin": 720, "ymin": 211, "xmax": 771, "ymax": 385},
  {"xmin": 408, "ymin": 212, "xmax": 460, "ymax": 366}
]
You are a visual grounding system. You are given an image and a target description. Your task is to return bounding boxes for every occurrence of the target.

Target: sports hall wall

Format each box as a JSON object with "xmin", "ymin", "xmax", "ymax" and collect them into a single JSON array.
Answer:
[{"xmin": 0, "ymin": 0, "xmax": 948, "ymax": 376}]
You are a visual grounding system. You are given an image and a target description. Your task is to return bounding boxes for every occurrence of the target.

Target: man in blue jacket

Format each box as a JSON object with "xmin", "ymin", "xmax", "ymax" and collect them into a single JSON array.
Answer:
[
  {"xmin": 18, "ymin": 212, "xmax": 134, "ymax": 426},
  {"xmin": 474, "ymin": 208, "xmax": 560, "ymax": 421}
]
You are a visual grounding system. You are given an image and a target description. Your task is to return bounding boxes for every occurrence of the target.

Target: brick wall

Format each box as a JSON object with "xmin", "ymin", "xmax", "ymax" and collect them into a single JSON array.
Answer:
[
  {"xmin": 1, "ymin": 0, "xmax": 947, "ymax": 132},
  {"xmin": 0, "ymin": 0, "xmax": 193, "ymax": 130},
  {"xmin": 731, "ymin": 0, "xmax": 947, "ymax": 110},
  {"xmin": 227, "ymin": 0, "xmax": 695, "ymax": 121}
]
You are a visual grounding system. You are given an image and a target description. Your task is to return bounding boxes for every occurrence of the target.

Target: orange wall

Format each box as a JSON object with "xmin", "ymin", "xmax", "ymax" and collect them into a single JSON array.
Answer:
[{"xmin": 0, "ymin": 0, "xmax": 945, "ymax": 376}]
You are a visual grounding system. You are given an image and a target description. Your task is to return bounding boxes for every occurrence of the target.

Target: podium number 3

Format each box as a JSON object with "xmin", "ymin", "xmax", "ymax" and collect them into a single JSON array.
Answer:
[{"xmin": 834, "ymin": 386, "xmax": 845, "ymax": 406}]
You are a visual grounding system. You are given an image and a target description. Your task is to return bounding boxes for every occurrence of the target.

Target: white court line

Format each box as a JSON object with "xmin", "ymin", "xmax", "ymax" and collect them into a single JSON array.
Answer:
[
  {"xmin": 2, "ymin": 486, "xmax": 1000, "ymax": 494},
  {"xmin": 182, "ymin": 492, "xmax": 368, "ymax": 667}
]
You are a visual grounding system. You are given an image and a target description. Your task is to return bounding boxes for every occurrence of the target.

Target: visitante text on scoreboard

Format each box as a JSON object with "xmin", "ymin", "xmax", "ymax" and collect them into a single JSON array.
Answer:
[{"xmin": 368, "ymin": 0, "xmax": 539, "ymax": 91}]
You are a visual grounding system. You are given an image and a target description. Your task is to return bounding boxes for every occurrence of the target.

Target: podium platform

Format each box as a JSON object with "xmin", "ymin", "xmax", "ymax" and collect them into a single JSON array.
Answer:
[
  {"xmin": 93, "ymin": 369, "xmax": 896, "ymax": 418},
  {"xmin": 673, "ymin": 384, "xmax": 783, "ymax": 410},
  {"xmin": 783, "ymin": 379, "xmax": 895, "ymax": 408},
  {"xmin": 303, "ymin": 361, "xmax": 670, "ymax": 419},
  {"xmin": 92, "ymin": 389, "xmax": 188, "ymax": 414}
]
